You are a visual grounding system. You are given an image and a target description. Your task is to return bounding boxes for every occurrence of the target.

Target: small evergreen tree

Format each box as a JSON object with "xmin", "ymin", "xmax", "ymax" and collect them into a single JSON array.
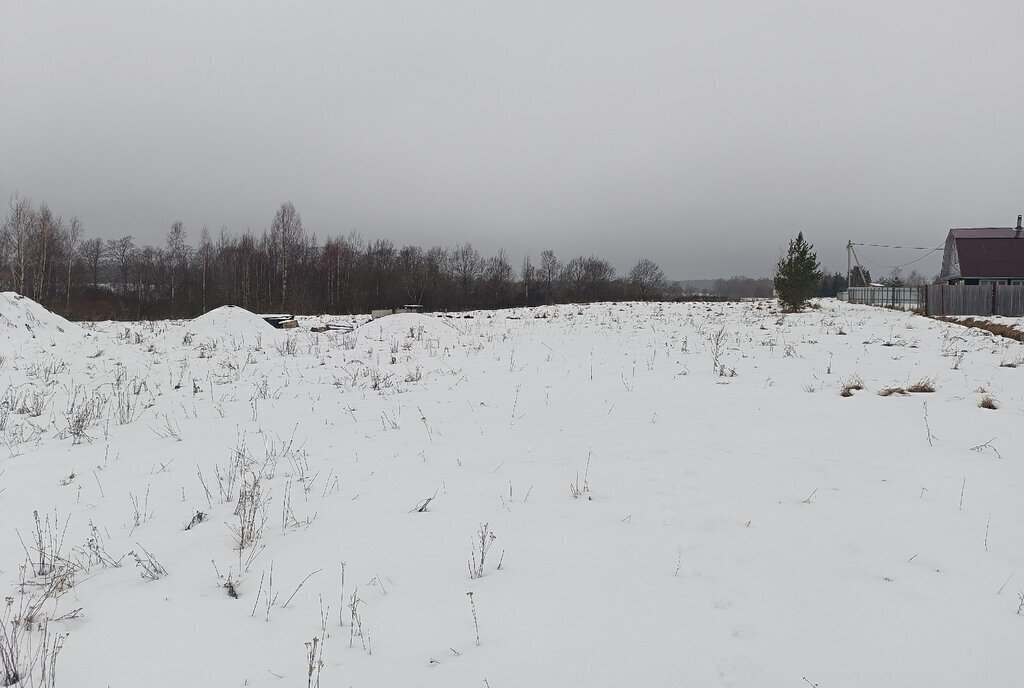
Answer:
[
  {"xmin": 848, "ymin": 266, "xmax": 872, "ymax": 288},
  {"xmin": 817, "ymin": 271, "xmax": 848, "ymax": 298},
  {"xmin": 774, "ymin": 232, "xmax": 822, "ymax": 310}
]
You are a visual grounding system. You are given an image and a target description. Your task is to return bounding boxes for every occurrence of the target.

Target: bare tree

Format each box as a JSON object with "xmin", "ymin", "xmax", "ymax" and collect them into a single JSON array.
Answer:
[
  {"xmin": 539, "ymin": 249, "xmax": 560, "ymax": 303},
  {"xmin": 107, "ymin": 236, "xmax": 136, "ymax": 295},
  {"xmin": 196, "ymin": 225, "xmax": 213, "ymax": 313},
  {"xmin": 881, "ymin": 267, "xmax": 904, "ymax": 287},
  {"xmin": 322, "ymin": 234, "xmax": 360, "ymax": 311},
  {"xmin": 237, "ymin": 231, "xmax": 257, "ymax": 309},
  {"xmin": 424, "ymin": 245, "xmax": 451, "ymax": 307},
  {"xmin": 65, "ymin": 217, "xmax": 83, "ymax": 308},
  {"xmin": 561, "ymin": 256, "xmax": 587, "ymax": 301},
  {"xmin": 397, "ymin": 244, "xmax": 427, "ymax": 304},
  {"xmin": 134, "ymin": 245, "xmax": 157, "ymax": 318},
  {"xmin": 166, "ymin": 221, "xmax": 187, "ymax": 305},
  {"xmin": 521, "ymin": 253, "xmax": 536, "ymax": 305},
  {"xmin": 582, "ymin": 256, "xmax": 616, "ymax": 300},
  {"xmin": 451, "ymin": 242, "xmax": 483, "ymax": 307},
  {"xmin": 482, "ymin": 249, "xmax": 514, "ymax": 308},
  {"xmin": 628, "ymin": 258, "xmax": 666, "ymax": 300},
  {"xmin": 270, "ymin": 201, "xmax": 304, "ymax": 310},
  {"xmin": 363, "ymin": 238, "xmax": 397, "ymax": 307},
  {"xmin": 905, "ymin": 269, "xmax": 929, "ymax": 286},
  {"xmin": 79, "ymin": 237, "xmax": 104, "ymax": 290},
  {"xmin": 1, "ymin": 196, "xmax": 35, "ymax": 294},
  {"xmin": 563, "ymin": 255, "xmax": 616, "ymax": 302},
  {"xmin": 31, "ymin": 203, "xmax": 61, "ymax": 302}
]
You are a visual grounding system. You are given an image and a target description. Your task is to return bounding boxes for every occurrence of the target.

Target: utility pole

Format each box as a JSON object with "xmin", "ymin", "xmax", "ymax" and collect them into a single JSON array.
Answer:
[{"xmin": 847, "ymin": 240, "xmax": 852, "ymax": 289}]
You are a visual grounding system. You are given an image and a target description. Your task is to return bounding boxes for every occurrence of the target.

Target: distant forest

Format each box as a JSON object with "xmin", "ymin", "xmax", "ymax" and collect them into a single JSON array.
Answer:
[{"xmin": 1, "ymin": 197, "xmax": 849, "ymax": 320}]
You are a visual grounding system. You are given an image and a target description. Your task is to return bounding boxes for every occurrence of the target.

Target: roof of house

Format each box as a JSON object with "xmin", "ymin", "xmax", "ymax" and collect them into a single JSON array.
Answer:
[
  {"xmin": 949, "ymin": 228, "xmax": 1020, "ymax": 240},
  {"xmin": 948, "ymin": 228, "xmax": 1024, "ymax": 279}
]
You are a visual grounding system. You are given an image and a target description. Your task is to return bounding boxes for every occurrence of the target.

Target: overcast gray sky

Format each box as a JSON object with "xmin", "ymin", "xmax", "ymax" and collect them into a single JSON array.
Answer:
[{"xmin": 2, "ymin": 0, "xmax": 1023, "ymax": 280}]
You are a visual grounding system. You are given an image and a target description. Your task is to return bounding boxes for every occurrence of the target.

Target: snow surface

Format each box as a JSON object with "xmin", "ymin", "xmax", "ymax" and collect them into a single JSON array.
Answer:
[
  {"xmin": 0, "ymin": 292, "xmax": 82, "ymax": 354},
  {"xmin": 1, "ymin": 297, "xmax": 1023, "ymax": 687}
]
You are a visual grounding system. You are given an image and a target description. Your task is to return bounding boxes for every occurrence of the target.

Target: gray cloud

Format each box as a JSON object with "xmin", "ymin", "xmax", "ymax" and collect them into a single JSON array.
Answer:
[{"xmin": 2, "ymin": 0, "xmax": 1022, "ymax": 280}]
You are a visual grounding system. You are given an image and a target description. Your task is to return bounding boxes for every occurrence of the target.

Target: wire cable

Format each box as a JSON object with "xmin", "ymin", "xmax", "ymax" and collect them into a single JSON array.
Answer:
[
  {"xmin": 857, "ymin": 247, "xmax": 943, "ymax": 271},
  {"xmin": 849, "ymin": 241, "xmax": 944, "ymax": 272},
  {"xmin": 850, "ymin": 242, "xmax": 943, "ymax": 251}
]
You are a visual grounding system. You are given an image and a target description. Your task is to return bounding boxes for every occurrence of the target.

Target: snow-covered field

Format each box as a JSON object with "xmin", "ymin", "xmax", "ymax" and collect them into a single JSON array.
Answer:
[{"xmin": 1, "ymin": 293, "xmax": 1023, "ymax": 687}]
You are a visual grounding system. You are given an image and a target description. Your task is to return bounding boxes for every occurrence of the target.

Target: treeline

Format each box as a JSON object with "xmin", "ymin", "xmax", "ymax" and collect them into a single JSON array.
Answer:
[
  {"xmin": 1, "ymin": 198, "xmax": 688, "ymax": 320},
  {"xmin": 707, "ymin": 272, "xmax": 852, "ymax": 299},
  {"xmin": 711, "ymin": 276, "xmax": 775, "ymax": 299},
  {"xmin": 707, "ymin": 269, "xmax": 935, "ymax": 300}
]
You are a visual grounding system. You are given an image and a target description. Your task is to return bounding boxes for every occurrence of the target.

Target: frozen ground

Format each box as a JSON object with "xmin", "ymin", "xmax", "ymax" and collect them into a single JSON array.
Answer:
[{"xmin": 1, "ymin": 293, "xmax": 1023, "ymax": 687}]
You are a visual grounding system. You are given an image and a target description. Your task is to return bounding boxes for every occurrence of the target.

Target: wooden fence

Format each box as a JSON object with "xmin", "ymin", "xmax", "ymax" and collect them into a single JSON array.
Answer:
[{"xmin": 842, "ymin": 285, "xmax": 1024, "ymax": 316}]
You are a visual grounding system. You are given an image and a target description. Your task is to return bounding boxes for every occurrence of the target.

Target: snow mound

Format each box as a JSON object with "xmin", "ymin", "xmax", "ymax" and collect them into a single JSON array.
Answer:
[
  {"xmin": 188, "ymin": 305, "xmax": 276, "ymax": 339},
  {"xmin": 147, "ymin": 305, "xmax": 281, "ymax": 354},
  {"xmin": 360, "ymin": 312, "xmax": 461, "ymax": 345},
  {"xmin": 0, "ymin": 292, "xmax": 81, "ymax": 353}
]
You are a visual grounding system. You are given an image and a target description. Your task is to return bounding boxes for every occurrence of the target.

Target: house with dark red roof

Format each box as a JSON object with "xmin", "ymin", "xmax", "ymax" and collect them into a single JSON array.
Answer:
[{"xmin": 939, "ymin": 215, "xmax": 1024, "ymax": 285}]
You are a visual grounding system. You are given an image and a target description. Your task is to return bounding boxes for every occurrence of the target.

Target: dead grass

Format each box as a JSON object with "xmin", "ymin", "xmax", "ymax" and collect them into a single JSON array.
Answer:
[
  {"xmin": 840, "ymin": 376, "xmax": 865, "ymax": 397},
  {"xmin": 906, "ymin": 378, "xmax": 936, "ymax": 393},
  {"xmin": 934, "ymin": 316, "xmax": 1024, "ymax": 343},
  {"xmin": 876, "ymin": 377, "xmax": 935, "ymax": 397},
  {"xmin": 979, "ymin": 395, "xmax": 998, "ymax": 410}
]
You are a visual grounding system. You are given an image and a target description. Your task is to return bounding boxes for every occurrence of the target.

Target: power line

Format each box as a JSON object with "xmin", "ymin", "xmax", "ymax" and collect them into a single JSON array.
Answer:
[
  {"xmin": 850, "ymin": 242, "xmax": 943, "ymax": 251},
  {"xmin": 847, "ymin": 241, "xmax": 944, "ymax": 278},
  {"xmin": 857, "ymin": 246, "xmax": 943, "ymax": 271}
]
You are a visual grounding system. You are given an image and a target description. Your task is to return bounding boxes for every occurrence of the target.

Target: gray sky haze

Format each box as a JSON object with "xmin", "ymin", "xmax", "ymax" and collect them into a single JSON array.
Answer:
[{"xmin": 2, "ymin": 0, "xmax": 1023, "ymax": 279}]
